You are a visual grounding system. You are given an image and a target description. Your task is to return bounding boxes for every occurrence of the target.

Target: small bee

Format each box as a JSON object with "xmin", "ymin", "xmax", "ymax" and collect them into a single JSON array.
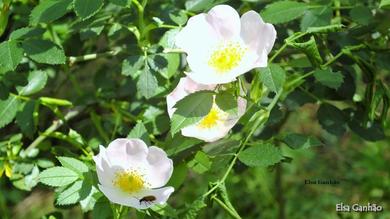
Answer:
[{"xmin": 139, "ymin": 195, "xmax": 156, "ymax": 206}]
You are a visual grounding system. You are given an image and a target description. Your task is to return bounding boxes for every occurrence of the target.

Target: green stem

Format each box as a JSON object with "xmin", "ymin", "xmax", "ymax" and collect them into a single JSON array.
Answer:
[
  {"xmin": 269, "ymin": 43, "xmax": 287, "ymax": 63},
  {"xmin": 10, "ymin": 93, "xmax": 30, "ymax": 101},
  {"xmin": 67, "ymin": 48, "xmax": 122, "ymax": 65},
  {"xmin": 90, "ymin": 111, "xmax": 110, "ymax": 144},
  {"xmin": 25, "ymin": 107, "xmax": 84, "ymax": 154},
  {"xmin": 269, "ymin": 32, "xmax": 307, "ymax": 63},
  {"xmin": 212, "ymin": 196, "xmax": 242, "ymax": 219}
]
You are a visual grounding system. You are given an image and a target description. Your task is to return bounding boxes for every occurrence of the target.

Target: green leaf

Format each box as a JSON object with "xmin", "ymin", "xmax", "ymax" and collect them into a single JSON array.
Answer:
[
  {"xmin": 127, "ymin": 122, "xmax": 150, "ymax": 145},
  {"xmin": 283, "ymin": 133, "xmax": 322, "ymax": 149},
  {"xmin": 92, "ymin": 197, "xmax": 113, "ymax": 219},
  {"xmin": 261, "ymin": 1, "xmax": 308, "ymax": 24},
  {"xmin": 349, "ymin": 6, "xmax": 373, "ymax": 26},
  {"xmin": 317, "ymin": 104, "xmax": 346, "ymax": 136},
  {"xmin": 0, "ymin": 96, "xmax": 20, "ymax": 129},
  {"xmin": 203, "ymin": 139, "xmax": 240, "ymax": 156},
  {"xmin": 215, "ymin": 92, "xmax": 238, "ymax": 115},
  {"xmin": 56, "ymin": 180, "xmax": 91, "ymax": 205},
  {"xmin": 57, "ymin": 157, "xmax": 89, "ymax": 175},
  {"xmin": 137, "ymin": 65, "xmax": 158, "ymax": 99},
  {"xmin": 170, "ymin": 91, "xmax": 214, "ymax": 135},
  {"xmin": 238, "ymin": 143, "xmax": 283, "ymax": 167},
  {"xmin": 121, "ymin": 55, "xmax": 144, "ymax": 77},
  {"xmin": 185, "ymin": 0, "xmax": 214, "ymax": 12},
  {"xmin": 347, "ymin": 109, "xmax": 385, "ymax": 141},
  {"xmin": 17, "ymin": 70, "xmax": 48, "ymax": 95},
  {"xmin": 16, "ymin": 100, "xmax": 36, "ymax": 137},
  {"xmin": 10, "ymin": 27, "xmax": 45, "ymax": 40},
  {"xmin": 287, "ymin": 36, "xmax": 323, "ymax": 67},
  {"xmin": 30, "ymin": 0, "xmax": 73, "ymax": 25},
  {"xmin": 300, "ymin": 6, "xmax": 332, "ymax": 31},
  {"xmin": 259, "ymin": 64, "xmax": 286, "ymax": 93},
  {"xmin": 74, "ymin": 0, "xmax": 104, "ymax": 20},
  {"xmin": 23, "ymin": 39, "xmax": 66, "ymax": 64},
  {"xmin": 380, "ymin": 0, "xmax": 390, "ymax": 9},
  {"xmin": 167, "ymin": 162, "xmax": 188, "ymax": 189},
  {"xmin": 148, "ymin": 54, "xmax": 179, "ymax": 79},
  {"xmin": 109, "ymin": 0, "xmax": 131, "ymax": 7},
  {"xmin": 313, "ymin": 69, "xmax": 344, "ymax": 89},
  {"xmin": 169, "ymin": 10, "xmax": 188, "ymax": 26},
  {"xmin": 39, "ymin": 167, "xmax": 79, "ymax": 187},
  {"xmin": 250, "ymin": 70, "xmax": 263, "ymax": 103},
  {"xmin": 166, "ymin": 134, "xmax": 202, "ymax": 156},
  {"xmin": 79, "ymin": 186, "xmax": 99, "ymax": 212},
  {"xmin": 187, "ymin": 151, "xmax": 212, "ymax": 174},
  {"xmin": 0, "ymin": 40, "xmax": 23, "ymax": 72},
  {"xmin": 183, "ymin": 198, "xmax": 207, "ymax": 219}
]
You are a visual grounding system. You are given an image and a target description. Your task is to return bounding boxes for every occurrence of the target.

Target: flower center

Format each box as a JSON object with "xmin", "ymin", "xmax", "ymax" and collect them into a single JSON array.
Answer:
[
  {"xmin": 198, "ymin": 104, "xmax": 226, "ymax": 129},
  {"xmin": 208, "ymin": 42, "xmax": 247, "ymax": 73},
  {"xmin": 113, "ymin": 170, "xmax": 145, "ymax": 194}
]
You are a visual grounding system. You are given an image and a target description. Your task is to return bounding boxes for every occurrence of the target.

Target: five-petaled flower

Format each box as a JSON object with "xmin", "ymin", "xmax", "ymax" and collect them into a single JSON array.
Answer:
[
  {"xmin": 175, "ymin": 4, "xmax": 276, "ymax": 85},
  {"xmin": 167, "ymin": 76, "xmax": 246, "ymax": 142},
  {"xmin": 93, "ymin": 138, "xmax": 174, "ymax": 209}
]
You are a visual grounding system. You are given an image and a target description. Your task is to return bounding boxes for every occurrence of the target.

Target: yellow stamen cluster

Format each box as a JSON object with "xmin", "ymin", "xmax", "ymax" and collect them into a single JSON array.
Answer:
[
  {"xmin": 198, "ymin": 103, "xmax": 229, "ymax": 129},
  {"xmin": 208, "ymin": 42, "xmax": 247, "ymax": 73},
  {"xmin": 113, "ymin": 170, "xmax": 145, "ymax": 194}
]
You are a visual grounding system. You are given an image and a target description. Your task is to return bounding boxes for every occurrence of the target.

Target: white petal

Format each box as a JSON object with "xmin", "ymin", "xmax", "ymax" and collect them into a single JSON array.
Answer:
[
  {"xmin": 206, "ymin": 5, "xmax": 241, "ymax": 40},
  {"xmin": 166, "ymin": 76, "xmax": 215, "ymax": 117},
  {"xmin": 93, "ymin": 145, "xmax": 117, "ymax": 186},
  {"xmin": 144, "ymin": 146, "xmax": 173, "ymax": 188},
  {"xmin": 240, "ymin": 11, "xmax": 276, "ymax": 55},
  {"xmin": 182, "ymin": 124, "xmax": 230, "ymax": 142},
  {"xmin": 137, "ymin": 187, "xmax": 175, "ymax": 209},
  {"xmin": 98, "ymin": 184, "xmax": 142, "ymax": 209},
  {"xmin": 175, "ymin": 14, "xmax": 219, "ymax": 56},
  {"xmin": 105, "ymin": 138, "xmax": 148, "ymax": 169},
  {"xmin": 185, "ymin": 69, "xmax": 237, "ymax": 85}
]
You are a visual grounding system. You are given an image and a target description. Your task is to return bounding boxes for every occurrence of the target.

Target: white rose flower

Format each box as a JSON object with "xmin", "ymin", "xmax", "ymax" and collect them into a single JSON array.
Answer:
[
  {"xmin": 93, "ymin": 138, "xmax": 174, "ymax": 209},
  {"xmin": 167, "ymin": 76, "xmax": 246, "ymax": 142},
  {"xmin": 175, "ymin": 4, "xmax": 276, "ymax": 85}
]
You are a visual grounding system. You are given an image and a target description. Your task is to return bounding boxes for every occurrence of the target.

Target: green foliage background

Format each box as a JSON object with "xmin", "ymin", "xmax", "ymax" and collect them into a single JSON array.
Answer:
[{"xmin": 0, "ymin": 0, "xmax": 389, "ymax": 218}]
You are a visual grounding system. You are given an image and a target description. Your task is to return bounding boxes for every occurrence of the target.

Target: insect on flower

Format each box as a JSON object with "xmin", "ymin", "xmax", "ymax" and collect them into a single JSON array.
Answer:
[
  {"xmin": 93, "ymin": 138, "xmax": 174, "ymax": 209},
  {"xmin": 139, "ymin": 195, "xmax": 157, "ymax": 206}
]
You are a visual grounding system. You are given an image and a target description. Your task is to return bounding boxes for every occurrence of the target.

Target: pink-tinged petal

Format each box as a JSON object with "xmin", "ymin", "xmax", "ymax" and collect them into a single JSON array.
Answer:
[
  {"xmin": 144, "ymin": 146, "xmax": 173, "ymax": 188},
  {"xmin": 105, "ymin": 138, "xmax": 148, "ymax": 169},
  {"xmin": 166, "ymin": 76, "xmax": 215, "ymax": 117},
  {"xmin": 240, "ymin": 10, "xmax": 276, "ymax": 55},
  {"xmin": 206, "ymin": 5, "xmax": 241, "ymax": 40}
]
